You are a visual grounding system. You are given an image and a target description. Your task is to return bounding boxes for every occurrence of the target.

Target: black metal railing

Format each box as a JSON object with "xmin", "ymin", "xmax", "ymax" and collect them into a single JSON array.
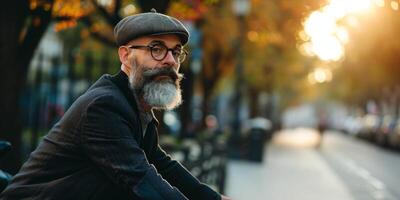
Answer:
[{"xmin": 164, "ymin": 136, "xmax": 228, "ymax": 193}]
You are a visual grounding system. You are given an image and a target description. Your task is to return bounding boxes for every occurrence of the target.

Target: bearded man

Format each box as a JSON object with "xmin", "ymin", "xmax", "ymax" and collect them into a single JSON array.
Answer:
[{"xmin": 0, "ymin": 9, "xmax": 231, "ymax": 200}]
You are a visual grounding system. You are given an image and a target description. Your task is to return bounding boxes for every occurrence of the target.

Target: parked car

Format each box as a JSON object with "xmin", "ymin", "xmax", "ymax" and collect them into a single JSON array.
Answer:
[
  {"xmin": 342, "ymin": 115, "xmax": 363, "ymax": 136},
  {"xmin": 374, "ymin": 115, "xmax": 397, "ymax": 146},
  {"xmin": 358, "ymin": 114, "xmax": 381, "ymax": 140},
  {"xmin": 388, "ymin": 118, "xmax": 400, "ymax": 149}
]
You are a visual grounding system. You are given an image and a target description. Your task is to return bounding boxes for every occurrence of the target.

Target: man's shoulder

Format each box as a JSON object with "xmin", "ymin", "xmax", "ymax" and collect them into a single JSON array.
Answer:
[
  {"xmin": 83, "ymin": 75, "xmax": 125, "ymax": 101},
  {"xmin": 86, "ymin": 84, "xmax": 128, "ymax": 110},
  {"xmin": 69, "ymin": 76, "xmax": 129, "ymax": 114},
  {"xmin": 87, "ymin": 74, "xmax": 120, "ymax": 96}
]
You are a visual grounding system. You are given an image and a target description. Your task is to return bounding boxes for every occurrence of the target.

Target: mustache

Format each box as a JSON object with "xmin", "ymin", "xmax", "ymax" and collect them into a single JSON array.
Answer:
[{"xmin": 142, "ymin": 67, "xmax": 183, "ymax": 82}]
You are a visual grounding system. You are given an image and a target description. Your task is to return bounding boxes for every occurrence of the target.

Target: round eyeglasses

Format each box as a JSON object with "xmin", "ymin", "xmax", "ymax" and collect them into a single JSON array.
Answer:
[{"xmin": 128, "ymin": 43, "xmax": 188, "ymax": 63}]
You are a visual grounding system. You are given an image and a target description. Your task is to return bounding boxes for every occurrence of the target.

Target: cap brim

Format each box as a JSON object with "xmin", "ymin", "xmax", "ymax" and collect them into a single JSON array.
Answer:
[{"xmin": 149, "ymin": 31, "xmax": 189, "ymax": 45}]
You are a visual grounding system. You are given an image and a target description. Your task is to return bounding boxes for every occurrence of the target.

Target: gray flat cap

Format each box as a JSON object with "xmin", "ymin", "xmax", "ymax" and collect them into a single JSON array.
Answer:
[{"xmin": 114, "ymin": 9, "xmax": 189, "ymax": 46}]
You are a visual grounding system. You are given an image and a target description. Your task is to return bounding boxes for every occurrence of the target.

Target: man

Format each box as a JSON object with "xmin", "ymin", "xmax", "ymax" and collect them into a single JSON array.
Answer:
[{"xmin": 0, "ymin": 9, "xmax": 231, "ymax": 200}]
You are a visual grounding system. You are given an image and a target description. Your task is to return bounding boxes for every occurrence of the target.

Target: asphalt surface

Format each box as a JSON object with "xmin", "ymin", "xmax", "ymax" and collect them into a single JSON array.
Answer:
[
  {"xmin": 225, "ymin": 129, "xmax": 400, "ymax": 200},
  {"xmin": 320, "ymin": 131, "xmax": 400, "ymax": 200}
]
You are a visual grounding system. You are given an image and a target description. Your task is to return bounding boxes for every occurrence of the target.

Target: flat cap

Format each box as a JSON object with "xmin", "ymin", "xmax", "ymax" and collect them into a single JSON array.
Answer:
[{"xmin": 114, "ymin": 9, "xmax": 189, "ymax": 46}]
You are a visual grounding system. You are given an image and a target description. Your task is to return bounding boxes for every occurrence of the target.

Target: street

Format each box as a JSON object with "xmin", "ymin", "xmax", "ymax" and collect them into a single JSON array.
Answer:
[{"xmin": 225, "ymin": 129, "xmax": 400, "ymax": 200}]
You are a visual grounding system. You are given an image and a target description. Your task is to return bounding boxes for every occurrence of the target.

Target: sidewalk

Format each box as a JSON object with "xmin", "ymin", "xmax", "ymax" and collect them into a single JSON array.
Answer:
[{"xmin": 224, "ymin": 129, "xmax": 354, "ymax": 200}]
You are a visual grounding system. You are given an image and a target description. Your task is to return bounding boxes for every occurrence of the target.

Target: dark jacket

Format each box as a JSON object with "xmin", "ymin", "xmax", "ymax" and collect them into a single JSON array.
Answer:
[{"xmin": 0, "ymin": 71, "xmax": 220, "ymax": 200}]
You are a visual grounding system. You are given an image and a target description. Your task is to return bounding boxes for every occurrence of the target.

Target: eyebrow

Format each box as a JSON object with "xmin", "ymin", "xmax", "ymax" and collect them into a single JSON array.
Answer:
[{"xmin": 150, "ymin": 40, "xmax": 182, "ymax": 49}]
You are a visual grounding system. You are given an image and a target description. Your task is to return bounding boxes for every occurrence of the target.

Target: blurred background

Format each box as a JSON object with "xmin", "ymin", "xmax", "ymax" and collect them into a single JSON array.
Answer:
[{"xmin": 1, "ymin": 0, "xmax": 400, "ymax": 199}]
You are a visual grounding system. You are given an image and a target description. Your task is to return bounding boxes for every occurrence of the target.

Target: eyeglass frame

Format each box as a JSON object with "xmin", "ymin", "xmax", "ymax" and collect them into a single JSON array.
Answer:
[{"xmin": 127, "ymin": 42, "xmax": 188, "ymax": 63}]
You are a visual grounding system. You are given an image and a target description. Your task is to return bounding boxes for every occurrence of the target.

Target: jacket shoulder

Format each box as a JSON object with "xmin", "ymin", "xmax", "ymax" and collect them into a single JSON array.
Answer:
[
  {"xmin": 83, "ymin": 77, "xmax": 134, "ymax": 116},
  {"xmin": 63, "ymin": 76, "xmax": 136, "ymax": 127}
]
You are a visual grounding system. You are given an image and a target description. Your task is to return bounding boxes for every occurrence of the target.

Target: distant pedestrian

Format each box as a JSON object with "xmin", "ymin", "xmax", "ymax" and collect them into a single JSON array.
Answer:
[{"xmin": 316, "ymin": 112, "xmax": 328, "ymax": 148}]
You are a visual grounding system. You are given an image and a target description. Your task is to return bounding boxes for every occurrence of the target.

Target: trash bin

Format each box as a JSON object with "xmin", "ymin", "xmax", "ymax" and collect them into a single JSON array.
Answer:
[{"xmin": 246, "ymin": 117, "xmax": 272, "ymax": 162}]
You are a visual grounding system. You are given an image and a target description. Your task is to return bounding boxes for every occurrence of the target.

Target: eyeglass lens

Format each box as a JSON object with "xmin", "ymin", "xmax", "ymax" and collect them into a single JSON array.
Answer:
[{"xmin": 150, "ymin": 44, "xmax": 186, "ymax": 63}]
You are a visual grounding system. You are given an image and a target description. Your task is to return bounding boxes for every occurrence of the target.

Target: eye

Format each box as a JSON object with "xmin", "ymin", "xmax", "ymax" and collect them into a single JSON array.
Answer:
[
  {"xmin": 172, "ymin": 49, "xmax": 182, "ymax": 57},
  {"xmin": 151, "ymin": 46, "xmax": 163, "ymax": 54}
]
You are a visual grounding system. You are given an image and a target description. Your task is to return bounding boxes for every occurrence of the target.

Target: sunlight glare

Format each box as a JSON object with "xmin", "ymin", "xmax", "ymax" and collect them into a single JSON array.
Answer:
[
  {"xmin": 324, "ymin": 0, "xmax": 348, "ymax": 18},
  {"xmin": 343, "ymin": 0, "xmax": 373, "ymax": 13},
  {"xmin": 300, "ymin": 0, "xmax": 375, "ymax": 61},
  {"xmin": 325, "ymin": 0, "xmax": 373, "ymax": 18},
  {"xmin": 304, "ymin": 12, "xmax": 336, "ymax": 38},
  {"xmin": 336, "ymin": 27, "xmax": 349, "ymax": 44},
  {"xmin": 311, "ymin": 36, "xmax": 344, "ymax": 61},
  {"xmin": 374, "ymin": 0, "xmax": 385, "ymax": 7}
]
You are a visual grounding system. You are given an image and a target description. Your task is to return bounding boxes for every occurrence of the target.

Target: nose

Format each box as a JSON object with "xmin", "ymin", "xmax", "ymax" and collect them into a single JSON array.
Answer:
[{"xmin": 161, "ymin": 50, "xmax": 178, "ymax": 66}]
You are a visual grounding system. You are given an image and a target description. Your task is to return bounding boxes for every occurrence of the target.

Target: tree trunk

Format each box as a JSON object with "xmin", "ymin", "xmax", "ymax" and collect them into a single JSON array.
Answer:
[
  {"xmin": 199, "ymin": 50, "xmax": 222, "ymax": 130},
  {"xmin": 0, "ymin": 0, "xmax": 53, "ymax": 174},
  {"xmin": 0, "ymin": 0, "xmax": 29, "ymax": 174},
  {"xmin": 248, "ymin": 88, "xmax": 259, "ymax": 118},
  {"xmin": 179, "ymin": 64, "xmax": 195, "ymax": 138}
]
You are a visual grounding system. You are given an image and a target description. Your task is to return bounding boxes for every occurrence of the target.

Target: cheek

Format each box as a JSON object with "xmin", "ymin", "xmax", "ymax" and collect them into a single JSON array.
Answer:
[{"xmin": 138, "ymin": 57, "xmax": 157, "ymax": 69}]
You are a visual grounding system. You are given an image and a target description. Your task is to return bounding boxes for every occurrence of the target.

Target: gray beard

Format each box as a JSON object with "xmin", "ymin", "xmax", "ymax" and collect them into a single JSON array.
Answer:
[
  {"xmin": 142, "ymin": 81, "xmax": 182, "ymax": 110},
  {"xmin": 128, "ymin": 63, "xmax": 183, "ymax": 110}
]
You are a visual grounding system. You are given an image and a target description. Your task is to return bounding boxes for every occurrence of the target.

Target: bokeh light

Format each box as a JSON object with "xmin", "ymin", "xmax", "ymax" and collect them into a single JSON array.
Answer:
[
  {"xmin": 308, "ymin": 68, "xmax": 333, "ymax": 84},
  {"xmin": 391, "ymin": 1, "xmax": 399, "ymax": 10},
  {"xmin": 123, "ymin": 4, "xmax": 137, "ymax": 16}
]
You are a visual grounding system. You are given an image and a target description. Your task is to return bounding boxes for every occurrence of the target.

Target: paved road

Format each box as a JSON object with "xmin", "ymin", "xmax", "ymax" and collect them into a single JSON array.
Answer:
[
  {"xmin": 224, "ymin": 128, "xmax": 400, "ymax": 200},
  {"xmin": 320, "ymin": 131, "xmax": 400, "ymax": 200}
]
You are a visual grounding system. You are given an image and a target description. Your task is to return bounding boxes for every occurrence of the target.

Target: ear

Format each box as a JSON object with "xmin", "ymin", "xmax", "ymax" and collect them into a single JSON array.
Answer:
[{"xmin": 118, "ymin": 46, "xmax": 131, "ymax": 67}]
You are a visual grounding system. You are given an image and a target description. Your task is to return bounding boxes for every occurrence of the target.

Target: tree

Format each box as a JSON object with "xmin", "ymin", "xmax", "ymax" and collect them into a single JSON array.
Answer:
[
  {"xmin": 200, "ymin": 0, "xmax": 237, "ymax": 127},
  {"xmin": 246, "ymin": 0, "xmax": 322, "ymax": 112},
  {"xmin": 328, "ymin": 6, "xmax": 400, "ymax": 108},
  {"xmin": 0, "ymin": 0, "xmax": 55, "ymax": 174}
]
